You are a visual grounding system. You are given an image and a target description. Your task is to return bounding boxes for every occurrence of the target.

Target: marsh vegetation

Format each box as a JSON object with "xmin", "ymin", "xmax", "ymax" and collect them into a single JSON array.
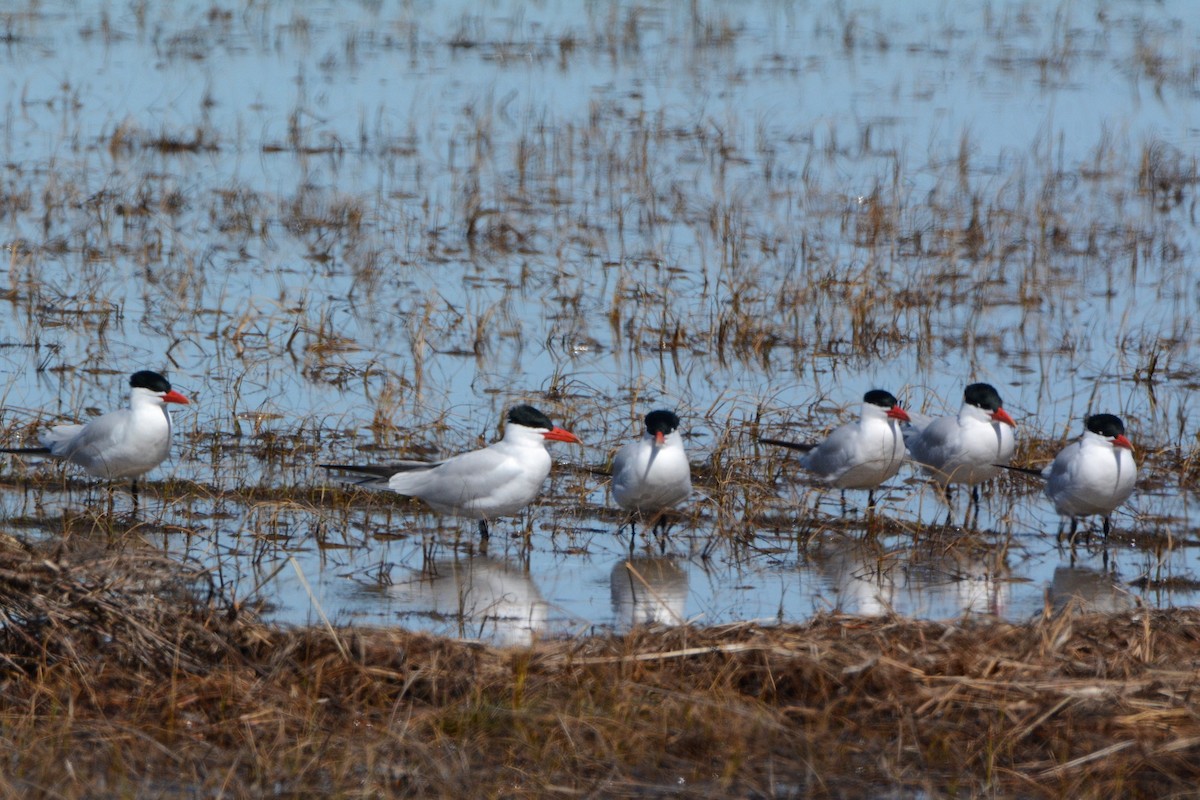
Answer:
[{"xmin": 0, "ymin": 0, "xmax": 1199, "ymax": 795}]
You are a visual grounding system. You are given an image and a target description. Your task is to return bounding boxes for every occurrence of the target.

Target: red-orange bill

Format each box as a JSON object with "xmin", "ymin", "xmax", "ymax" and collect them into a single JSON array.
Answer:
[{"xmin": 543, "ymin": 427, "xmax": 580, "ymax": 444}]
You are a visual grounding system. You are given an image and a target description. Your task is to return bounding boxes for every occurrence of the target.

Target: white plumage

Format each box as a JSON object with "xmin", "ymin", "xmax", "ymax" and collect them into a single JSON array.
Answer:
[
  {"xmin": 611, "ymin": 410, "xmax": 692, "ymax": 516},
  {"xmin": 2, "ymin": 370, "xmax": 189, "ymax": 506},
  {"xmin": 324, "ymin": 405, "xmax": 580, "ymax": 538},
  {"xmin": 1041, "ymin": 413, "xmax": 1136, "ymax": 536},
  {"xmin": 768, "ymin": 390, "xmax": 910, "ymax": 488},
  {"xmin": 906, "ymin": 382, "xmax": 1017, "ymax": 489}
]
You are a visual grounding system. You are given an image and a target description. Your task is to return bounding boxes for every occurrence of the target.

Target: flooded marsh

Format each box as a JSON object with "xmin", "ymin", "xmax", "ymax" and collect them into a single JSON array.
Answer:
[
  {"xmin": 1, "ymin": 0, "xmax": 1200, "ymax": 794},
  {"xmin": 1, "ymin": 0, "xmax": 1199, "ymax": 634}
]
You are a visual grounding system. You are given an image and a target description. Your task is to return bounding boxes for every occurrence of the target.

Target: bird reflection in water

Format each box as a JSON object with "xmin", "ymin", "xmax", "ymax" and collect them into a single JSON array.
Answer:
[
  {"xmin": 610, "ymin": 557, "xmax": 689, "ymax": 631},
  {"xmin": 813, "ymin": 534, "xmax": 1009, "ymax": 617},
  {"xmin": 1049, "ymin": 565, "xmax": 1136, "ymax": 614},
  {"xmin": 389, "ymin": 556, "xmax": 548, "ymax": 646}
]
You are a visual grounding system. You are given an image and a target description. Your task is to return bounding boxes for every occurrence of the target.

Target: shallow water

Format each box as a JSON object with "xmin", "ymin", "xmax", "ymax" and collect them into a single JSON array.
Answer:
[{"xmin": 0, "ymin": 0, "xmax": 1198, "ymax": 641}]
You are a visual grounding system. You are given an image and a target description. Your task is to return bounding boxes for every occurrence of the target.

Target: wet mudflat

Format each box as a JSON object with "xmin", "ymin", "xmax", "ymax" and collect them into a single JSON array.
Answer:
[{"xmin": 0, "ymin": 0, "xmax": 1199, "ymax": 796}]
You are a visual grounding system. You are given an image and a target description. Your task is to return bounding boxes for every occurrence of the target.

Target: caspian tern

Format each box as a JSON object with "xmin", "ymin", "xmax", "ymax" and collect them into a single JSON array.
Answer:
[
  {"xmin": 0, "ymin": 370, "xmax": 190, "ymax": 509},
  {"xmin": 905, "ymin": 382, "xmax": 1017, "ymax": 523},
  {"xmin": 322, "ymin": 405, "xmax": 581, "ymax": 539},
  {"xmin": 760, "ymin": 389, "xmax": 910, "ymax": 510},
  {"xmin": 611, "ymin": 409, "xmax": 691, "ymax": 529},
  {"xmin": 1006, "ymin": 413, "xmax": 1136, "ymax": 540}
]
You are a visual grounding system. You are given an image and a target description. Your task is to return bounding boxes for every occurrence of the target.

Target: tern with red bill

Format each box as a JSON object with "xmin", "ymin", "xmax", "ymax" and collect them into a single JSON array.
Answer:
[
  {"xmin": 1006, "ymin": 413, "xmax": 1136, "ymax": 540},
  {"xmin": 322, "ymin": 405, "xmax": 581, "ymax": 539},
  {"xmin": 905, "ymin": 382, "xmax": 1017, "ymax": 522},
  {"xmin": 760, "ymin": 389, "xmax": 911, "ymax": 510},
  {"xmin": 0, "ymin": 370, "xmax": 190, "ymax": 509},
  {"xmin": 611, "ymin": 410, "xmax": 691, "ymax": 528}
]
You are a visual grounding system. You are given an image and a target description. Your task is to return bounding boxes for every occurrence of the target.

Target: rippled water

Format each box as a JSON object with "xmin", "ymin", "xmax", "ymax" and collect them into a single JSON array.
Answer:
[{"xmin": 0, "ymin": 0, "xmax": 1198, "ymax": 641}]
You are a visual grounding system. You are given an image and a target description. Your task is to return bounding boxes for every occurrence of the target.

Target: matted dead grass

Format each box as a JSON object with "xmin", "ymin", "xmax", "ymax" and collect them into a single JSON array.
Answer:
[{"xmin": 0, "ymin": 537, "xmax": 1197, "ymax": 798}]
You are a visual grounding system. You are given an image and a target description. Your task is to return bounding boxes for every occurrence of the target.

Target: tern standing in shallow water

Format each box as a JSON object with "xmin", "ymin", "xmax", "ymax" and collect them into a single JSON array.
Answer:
[
  {"xmin": 1009, "ymin": 413, "xmax": 1136, "ymax": 540},
  {"xmin": 760, "ymin": 389, "xmax": 910, "ymax": 511},
  {"xmin": 905, "ymin": 382, "xmax": 1017, "ymax": 524},
  {"xmin": 0, "ymin": 370, "xmax": 190, "ymax": 510},
  {"xmin": 322, "ymin": 405, "xmax": 581, "ymax": 539},
  {"xmin": 611, "ymin": 410, "xmax": 692, "ymax": 531}
]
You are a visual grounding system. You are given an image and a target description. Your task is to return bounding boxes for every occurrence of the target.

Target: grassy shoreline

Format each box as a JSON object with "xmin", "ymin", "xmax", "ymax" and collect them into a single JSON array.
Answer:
[{"xmin": 1, "ymin": 538, "xmax": 1198, "ymax": 798}]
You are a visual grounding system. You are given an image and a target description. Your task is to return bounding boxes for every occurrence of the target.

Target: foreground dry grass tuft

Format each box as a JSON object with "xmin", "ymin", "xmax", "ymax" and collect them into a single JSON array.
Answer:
[{"xmin": 0, "ymin": 537, "xmax": 1197, "ymax": 798}]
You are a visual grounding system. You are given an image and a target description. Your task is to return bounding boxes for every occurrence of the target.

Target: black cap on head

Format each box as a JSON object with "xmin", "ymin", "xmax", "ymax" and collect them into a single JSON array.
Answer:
[
  {"xmin": 130, "ymin": 370, "xmax": 172, "ymax": 393},
  {"xmin": 1085, "ymin": 413, "xmax": 1126, "ymax": 438},
  {"xmin": 507, "ymin": 405, "xmax": 554, "ymax": 430},
  {"xmin": 863, "ymin": 389, "xmax": 899, "ymax": 409},
  {"xmin": 644, "ymin": 409, "xmax": 681, "ymax": 436},
  {"xmin": 963, "ymin": 382, "xmax": 1003, "ymax": 412}
]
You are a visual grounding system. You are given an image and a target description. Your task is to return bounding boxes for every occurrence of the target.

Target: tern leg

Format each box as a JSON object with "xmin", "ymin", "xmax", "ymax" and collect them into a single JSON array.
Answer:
[
  {"xmin": 968, "ymin": 485, "xmax": 981, "ymax": 527},
  {"xmin": 1066, "ymin": 517, "xmax": 1080, "ymax": 550},
  {"xmin": 944, "ymin": 492, "xmax": 955, "ymax": 527},
  {"xmin": 938, "ymin": 484, "xmax": 953, "ymax": 527},
  {"xmin": 651, "ymin": 509, "xmax": 678, "ymax": 539},
  {"xmin": 131, "ymin": 479, "xmax": 140, "ymax": 514},
  {"xmin": 617, "ymin": 518, "xmax": 639, "ymax": 539}
]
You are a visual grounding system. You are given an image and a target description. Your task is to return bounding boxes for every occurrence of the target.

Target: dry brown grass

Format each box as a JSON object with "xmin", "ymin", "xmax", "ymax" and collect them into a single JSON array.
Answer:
[{"xmin": 0, "ymin": 536, "xmax": 1198, "ymax": 798}]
